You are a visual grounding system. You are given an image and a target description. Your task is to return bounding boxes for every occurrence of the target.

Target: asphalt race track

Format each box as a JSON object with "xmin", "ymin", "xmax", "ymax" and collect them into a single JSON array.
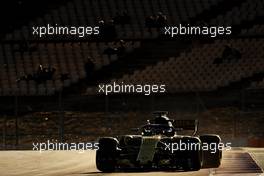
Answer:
[{"xmin": 0, "ymin": 148, "xmax": 263, "ymax": 176}]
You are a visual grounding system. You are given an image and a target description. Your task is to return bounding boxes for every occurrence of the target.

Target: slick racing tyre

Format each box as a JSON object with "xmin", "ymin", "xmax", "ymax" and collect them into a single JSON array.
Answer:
[
  {"xmin": 96, "ymin": 137, "xmax": 118, "ymax": 172},
  {"xmin": 200, "ymin": 134, "xmax": 222, "ymax": 168},
  {"xmin": 181, "ymin": 137, "xmax": 202, "ymax": 171}
]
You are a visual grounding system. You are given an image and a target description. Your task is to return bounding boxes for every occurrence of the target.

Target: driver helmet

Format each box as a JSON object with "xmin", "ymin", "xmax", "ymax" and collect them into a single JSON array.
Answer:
[{"xmin": 154, "ymin": 116, "xmax": 173, "ymax": 127}]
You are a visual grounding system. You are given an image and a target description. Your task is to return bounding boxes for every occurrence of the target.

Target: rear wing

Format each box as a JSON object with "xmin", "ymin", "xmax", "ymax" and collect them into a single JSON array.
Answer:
[
  {"xmin": 173, "ymin": 119, "xmax": 199, "ymax": 135},
  {"xmin": 153, "ymin": 111, "xmax": 168, "ymax": 117}
]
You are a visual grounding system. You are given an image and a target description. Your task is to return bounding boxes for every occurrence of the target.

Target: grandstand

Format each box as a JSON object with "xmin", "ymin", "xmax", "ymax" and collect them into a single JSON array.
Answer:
[
  {"xmin": 0, "ymin": 0, "xmax": 264, "ymax": 149},
  {"xmin": 111, "ymin": 38, "xmax": 264, "ymax": 92}
]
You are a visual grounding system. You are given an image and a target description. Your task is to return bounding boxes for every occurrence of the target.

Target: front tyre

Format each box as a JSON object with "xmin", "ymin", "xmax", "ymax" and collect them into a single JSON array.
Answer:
[
  {"xmin": 182, "ymin": 137, "xmax": 202, "ymax": 171},
  {"xmin": 200, "ymin": 134, "xmax": 222, "ymax": 168},
  {"xmin": 96, "ymin": 137, "xmax": 118, "ymax": 172}
]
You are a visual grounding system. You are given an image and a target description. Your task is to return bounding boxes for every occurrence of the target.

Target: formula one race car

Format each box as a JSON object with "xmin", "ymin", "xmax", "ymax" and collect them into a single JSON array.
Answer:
[{"xmin": 96, "ymin": 111, "xmax": 222, "ymax": 172}]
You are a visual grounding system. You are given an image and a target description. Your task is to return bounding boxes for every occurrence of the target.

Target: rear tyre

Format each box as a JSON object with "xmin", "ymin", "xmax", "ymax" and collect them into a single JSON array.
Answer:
[
  {"xmin": 200, "ymin": 134, "xmax": 222, "ymax": 168},
  {"xmin": 96, "ymin": 137, "xmax": 118, "ymax": 172}
]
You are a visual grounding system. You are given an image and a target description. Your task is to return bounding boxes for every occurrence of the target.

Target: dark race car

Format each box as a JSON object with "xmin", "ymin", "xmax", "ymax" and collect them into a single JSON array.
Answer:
[{"xmin": 96, "ymin": 111, "xmax": 222, "ymax": 172}]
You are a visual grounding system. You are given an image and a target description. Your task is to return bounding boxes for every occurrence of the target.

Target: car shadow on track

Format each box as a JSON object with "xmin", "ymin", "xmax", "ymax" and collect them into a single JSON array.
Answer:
[{"xmin": 78, "ymin": 169, "xmax": 197, "ymax": 175}]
